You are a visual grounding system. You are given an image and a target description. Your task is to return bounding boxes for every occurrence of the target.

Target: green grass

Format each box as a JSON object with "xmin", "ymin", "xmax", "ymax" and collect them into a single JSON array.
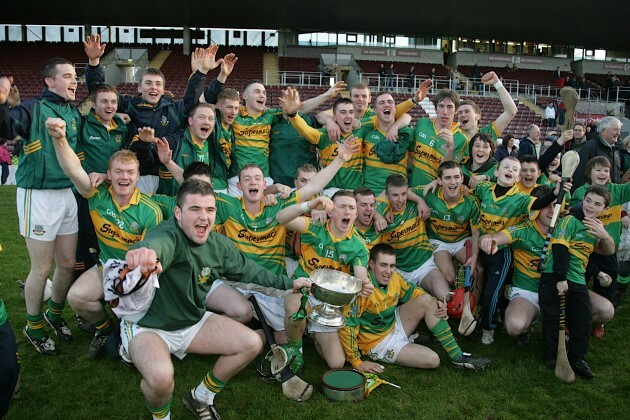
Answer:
[{"xmin": 1, "ymin": 184, "xmax": 629, "ymax": 419}]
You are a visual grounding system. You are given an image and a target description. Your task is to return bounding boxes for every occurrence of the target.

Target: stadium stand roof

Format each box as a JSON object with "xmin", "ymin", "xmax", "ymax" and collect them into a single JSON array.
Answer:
[{"xmin": 2, "ymin": 0, "xmax": 627, "ymax": 51}]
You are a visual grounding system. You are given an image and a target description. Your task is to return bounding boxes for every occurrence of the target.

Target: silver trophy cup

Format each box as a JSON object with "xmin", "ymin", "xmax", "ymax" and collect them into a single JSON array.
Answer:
[{"xmin": 307, "ymin": 269, "xmax": 363, "ymax": 327}]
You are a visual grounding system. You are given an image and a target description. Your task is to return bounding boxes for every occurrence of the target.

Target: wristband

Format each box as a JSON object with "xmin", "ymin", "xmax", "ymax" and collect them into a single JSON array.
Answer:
[
  {"xmin": 411, "ymin": 97, "xmax": 418, "ymax": 104},
  {"xmin": 287, "ymin": 112, "xmax": 297, "ymax": 118},
  {"xmin": 301, "ymin": 201, "xmax": 310, "ymax": 213},
  {"xmin": 493, "ymin": 80, "xmax": 504, "ymax": 90}
]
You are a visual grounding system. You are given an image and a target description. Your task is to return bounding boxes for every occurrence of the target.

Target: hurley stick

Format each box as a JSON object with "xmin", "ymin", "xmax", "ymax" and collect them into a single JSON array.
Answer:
[
  {"xmin": 560, "ymin": 87, "xmax": 579, "ymax": 131},
  {"xmin": 537, "ymin": 151, "xmax": 580, "ymax": 272},
  {"xmin": 555, "ymin": 294, "xmax": 576, "ymax": 383},
  {"xmin": 458, "ymin": 240, "xmax": 477, "ymax": 336}
]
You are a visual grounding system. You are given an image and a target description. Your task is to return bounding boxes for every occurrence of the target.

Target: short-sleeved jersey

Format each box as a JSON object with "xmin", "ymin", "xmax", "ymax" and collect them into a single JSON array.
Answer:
[
  {"xmin": 339, "ymin": 271, "xmax": 424, "ymax": 367},
  {"xmin": 354, "ymin": 223, "xmax": 381, "ymax": 250},
  {"xmin": 87, "ymin": 184, "xmax": 163, "ymax": 262},
  {"xmin": 409, "ymin": 118, "xmax": 468, "ymax": 187},
  {"xmin": 362, "ymin": 126, "xmax": 414, "ymax": 195},
  {"xmin": 542, "ymin": 214, "xmax": 598, "ymax": 285},
  {"xmin": 294, "ymin": 219, "xmax": 369, "ymax": 279},
  {"xmin": 503, "ymin": 220, "xmax": 545, "ymax": 292},
  {"xmin": 232, "ymin": 106, "xmax": 281, "ymax": 176},
  {"xmin": 215, "ymin": 193, "xmax": 299, "ymax": 275},
  {"xmin": 473, "ymin": 181, "xmax": 535, "ymax": 236},
  {"xmin": 376, "ymin": 199, "xmax": 432, "ymax": 272},
  {"xmin": 571, "ymin": 182, "xmax": 630, "ymax": 247},
  {"xmin": 289, "ymin": 114, "xmax": 372, "ymax": 189},
  {"xmin": 419, "ymin": 186, "xmax": 480, "ymax": 242}
]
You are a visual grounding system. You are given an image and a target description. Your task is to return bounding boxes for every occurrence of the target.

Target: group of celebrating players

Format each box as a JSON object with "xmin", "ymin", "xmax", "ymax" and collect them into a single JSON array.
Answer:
[{"xmin": 0, "ymin": 34, "xmax": 626, "ymax": 420}]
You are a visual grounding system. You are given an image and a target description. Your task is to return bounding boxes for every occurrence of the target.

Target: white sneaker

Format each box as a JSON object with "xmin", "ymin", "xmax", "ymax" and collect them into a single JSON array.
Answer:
[{"xmin": 481, "ymin": 329, "xmax": 495, "ymax": 345}]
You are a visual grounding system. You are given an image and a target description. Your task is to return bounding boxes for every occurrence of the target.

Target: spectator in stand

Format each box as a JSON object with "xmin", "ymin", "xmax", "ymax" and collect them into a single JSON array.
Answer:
[
  {"xmin": 558, "ymin": 101, "xmax": 566, "ymax": 125},
  {"xmin": 518, "ymin": 124, "xmax": 541, "ymax": 158},
  {"xmin": 572, "ymin": 116, "xmax": 623, "ymax": 191},
  {"xmin": 407, "ymin": 66, "xmax": 416, "ymax": 93},
  {"xmin": 495, "ymin": 134, "xmax": 518, "ymax": 162},
  {"xmin": 0, "ymin": 139, "xmax": 11, "ymax": 185},
  {"xmin": 553, "ymin": 66, "xmax": 561, "ymax": 80},
  {"xmin": 378, "ymin": 63, "xmax": 386, "ymax": 87},
  {"xmin": 580, "ymin": 77, "xmax": 590, "ymax": 98},
  {"xmin": 545, "ymin": 103, "xmax": 556, "ymax": 128},
  {"xmin": 449, "ymin": 70, "xmax": 459, "ymax": 90},
  {"xmin": 586, "ymin": 121, "xmax": 598, "ymax": 141},
  {"xmin": 471, "ymin": 62, "xmax": 482, "ymax": 91},
  {"xmin": 570, "ymin": 123, "xmax": 588, "ymax": 151},
  {"xmin": 430, "ymin": 67, "xmax": 437, "ymax": 81},
  {"xmin": 386, "ymin": 63, "xmax": 396, "ymax": 89}
]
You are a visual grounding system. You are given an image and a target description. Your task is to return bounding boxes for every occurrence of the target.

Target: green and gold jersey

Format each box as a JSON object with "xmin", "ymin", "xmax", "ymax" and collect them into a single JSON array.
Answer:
[
  {"xmin": 419, "ymin": 186, "xmax": 480, "ymax": 242},
  {"xmin": 473, "ymin": 181, "xmax": 535, "ymax": 236},
  {"xmin": 340, "ymin": 271, "xmax": 424, "ymax": 367},
  {"xmin": 376, "ymin": 199, "xmax": 432, "ymax": 272},
  {"xmin": 289, "ymin": 114, "xmax": 373, "ymax": 189},
  {"xmin": 232, "ymin": 106, "xmax": 281, "ymax": 177},
  {"xmin": 503, "ymin": 220, "xmax": 545, "ymax": 292},
  {"xmin": 571, "ymin": 182, "xmax": 630, "ymax": 248},
  {"xmin": 465, "ymin": 122, "xmax": 500, "ymax": 141},
  {"xmin": 215, "ymin": 192, "xmax": 299, "ymax": 275},
  {"xmin": 354, "ymin": 223, "xmax": 381, "ymax": 250},
  {"xmin": 77, "ymin": 112, "xmax": 126, "ymax": 175},
  {"xmin": 87, "ymin": 184, "xmax": 163, "ymax": 262},
  {"xmin": 294, "ymin": 219, "xmax": 369, "ymax": 279},
  {"xmin": 410, "ymin": 118, "xmax": 469, "ymax": 187},
  {"xmin": 214, "ymin": 121, "xmax": 234, "ymax": 190},
  {"xmin": 543, "ymin": 215, "xmax": 598, "ymax": 285},
  {"xmin": 363, "ymin": 126, "xmax": 414, "ymax": 195},
  {"xmin": 462, "ymin": 160, "xmax": 498, "ymax": 182}
]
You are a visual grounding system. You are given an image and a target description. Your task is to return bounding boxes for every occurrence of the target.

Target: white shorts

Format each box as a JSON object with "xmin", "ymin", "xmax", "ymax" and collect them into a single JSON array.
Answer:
[
  {"xmin": 17, "ymin": 187, "xmax": 78, "ymax": 241},
  {"xmin": 136, "ymin": 175, "xmax": 159, "ymax": 195},
  {"xmin": 430, "ymin": 237, "xmax": 469, "ymax": 256},
  {"xmin": 204, "ymin": 279, "xmax": 226, "ymax": 302},
  {"xmin": 306, "ymin": 295, "xmax": 338, "ymax": 334},
  {"xmin": 237, "ymin": 288, "xmax": 287, "ymax": 332},
  {"xmin": 120, "ymin": 311, "xmax": 213, "ymax": 360},
  {"xmin": 397, "ymin": 256, "xmax": 438, "ymax": 286},
  {"xmin": 228, "ymin": 175, "xmax": 274, "ymax": 197},
  {"xmin": 366, "ymin": 308, "xmax": 411, "ymax": 364},
  {"xmin": 509, "ymin": 286, "xmax": 540, "ymax": 311}
]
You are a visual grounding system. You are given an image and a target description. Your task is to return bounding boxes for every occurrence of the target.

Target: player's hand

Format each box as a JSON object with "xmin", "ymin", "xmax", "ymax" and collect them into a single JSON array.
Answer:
[
  {"xmin": 325, "ymin": 81, "xmax": 347, "ymax": 99},
  {"xmin": 435, "ymin": 299, "xmax": 449, "ymax": 320},
  {"xmin": 422, "ymin": 179, "xmax": 438, "ymax": 196},
  {"xmin": 308, "ymin": 196, "xmax": 334, "ymax": 213},
  {"xmin": 352, "ymin": 118, "xmax": 362, "ymax": 130},
  {"xmin": 622, "ymin": 215, "xmax": 630, "ymax": 230},
  {"xmin": 274, "ymin": 184, "xmax": 292, "ymax": 199},
  {"xmin": 117, "ymin": 113, "xmax": 131, "ymax": 124},
  {"xmin": 220, "ymin": 53, "xmax": 238, "ymax": 77},
  {"xmin": 583, "ymin": 217, "xmax": 609, "ymax": 240},
  {"xmin": 356, "ymin": 361, "xmax": 385, "ymax": 374},
  {"xmin": 88, "ymin": 172, "xmax": 108, "ymax": 189},
  {"xmin": 200, "ymin": 44, "xmax": 222, "ymax": 74},
  {"xmin": 138, "ymin": 127, "xmax": 157, "ymax": 143},
  {"xmin": 164, "ymin": 90, "xmax": 175, "ymax": 99},
  {"xmin": 156, "ymin": 137, "xmax": 173, "ymax": 164},
  {"xmin": 386, "ymin": 125, "xmax": 399, "ymax": 142},
  {"xmin": 292, "ymin": 277, "xmax": 312, "ymax": 293},
  {"xmin": 481, "ymin": 71, "xmax": 499, "ymax": 86},
  {"xmin": 416, "ymin": 198, "xmax": 430, "ymax": 220},
  {"xmin": 597, "ymin": 272, "xmax": 612, "ymax": 287},
  {"xmin": 414, "ymin": 78, "xmax": 432, "ymax": 103},
  {"xmin": 279, "ymin": 87, "xmax": 302, "ymax": 115},
  {"xmin": 469, "ymin": 175, "xmax": 485, "ymax": 189},
  {"xmin": 45, "ymin": 117, "xmax": 67, "ymax": 140},
  {"xmin": 556, "ymin": 280, "xmax": 568, "ymax": 295},
  {"xmin": 263, "ymin": 194, "xmax": 278, "ymax": 207},
  {"xmin": 373, "ymin": 211, "xmax": 388, "ymax": 232},
  {"xmin": 558, "ymin": 129, "xmax": 573, "ymax": 145},
  {"xmin": 325, "ymin": 121, "xmax": 341, "ymax": 142},
  {"xmin": 0, "ymin": 76, "xmax": 13, "ymax": 105},
  {"xmin": 310, "ymin": 209, "xmax": 328, "ymax": 225},
  {"xmin": 548, "ymin": 173, "xmax": 561, "ymax": 184},
  {"xmin": 359, "ymin": 277, "xmax": 374, "ymax": 297},
  {"xmin": 438, "ymin": 128, "xmax": 453, "ymax": 145},
  {"xmin": 7, "ymin": 83, "xmax": 20, "ymax": 107},
  {"xmin": 83, "ymin": 34, "xmax": 106, "ymax": 65},
  {"xmin": 126, "ymin": 247, "xmax": 162, "ymax": 275},
  {"xmin": 479, "ymin": 235, "xmax": 498, "ymax": 255},
  {"xmin": 336, "ymin": 135, "xmax": 360, "ymax": 162}
]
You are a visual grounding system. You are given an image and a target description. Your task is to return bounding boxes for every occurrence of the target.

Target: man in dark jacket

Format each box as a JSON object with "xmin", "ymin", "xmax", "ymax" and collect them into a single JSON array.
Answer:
[
  {"xmin": 518, "ymin": 124, "xmax": 541, "ymax": 158},
  {"xmin": 571, "ymin": 116, "xmax": 623, "ymax": 192}
]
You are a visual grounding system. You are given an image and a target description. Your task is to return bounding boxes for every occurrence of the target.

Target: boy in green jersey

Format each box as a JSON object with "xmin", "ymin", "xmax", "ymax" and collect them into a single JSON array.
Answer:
[
  {"xmin": 46, "ymin": 118, "xmax": 164, "ymax": 359},
  {"xmin": 540, "ymin": 185, "xmax": 615, "ymax": 379},
  {"xmin": 122, "ymin": 180, "xmax": 312, "ymax": 420},
  {"xmin": 353, "ymin": 187, "xmax": 381, "ymax": 249},
  {"xmin": 1, "ymin": 59, "xmax": 81, "ymax": 355}
]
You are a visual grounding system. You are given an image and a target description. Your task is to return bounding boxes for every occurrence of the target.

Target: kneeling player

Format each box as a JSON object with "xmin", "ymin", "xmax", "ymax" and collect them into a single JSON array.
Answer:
[{"xmin": 339, "ymin": 244, "xmax": 490, "ymax": 372}]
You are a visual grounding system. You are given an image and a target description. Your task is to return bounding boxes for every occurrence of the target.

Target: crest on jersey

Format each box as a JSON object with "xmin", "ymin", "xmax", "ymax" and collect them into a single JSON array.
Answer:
[{"xmin": 198, "ymin": 267, "xmax": 212, "ymax": 284}]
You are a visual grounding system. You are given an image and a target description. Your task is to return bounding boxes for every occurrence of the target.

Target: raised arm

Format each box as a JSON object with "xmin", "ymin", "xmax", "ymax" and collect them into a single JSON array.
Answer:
[
  {"xmin": 155, "ymin": 137, "xmax": 185, "ymax": 185},
  {"xmin": 45, "ymin": 118, "xmax": 92, "ymax": 197},
  {"xmin": 300, "ymin": 81, "xmax": 346, "ymax": 114},
  {"xmin": 482, "ymin": 72, "xmax": 517, "ymax": 134},
  {"xmin": 277, "ymin": 196, "xmax": 333, "ymax": 233}
]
